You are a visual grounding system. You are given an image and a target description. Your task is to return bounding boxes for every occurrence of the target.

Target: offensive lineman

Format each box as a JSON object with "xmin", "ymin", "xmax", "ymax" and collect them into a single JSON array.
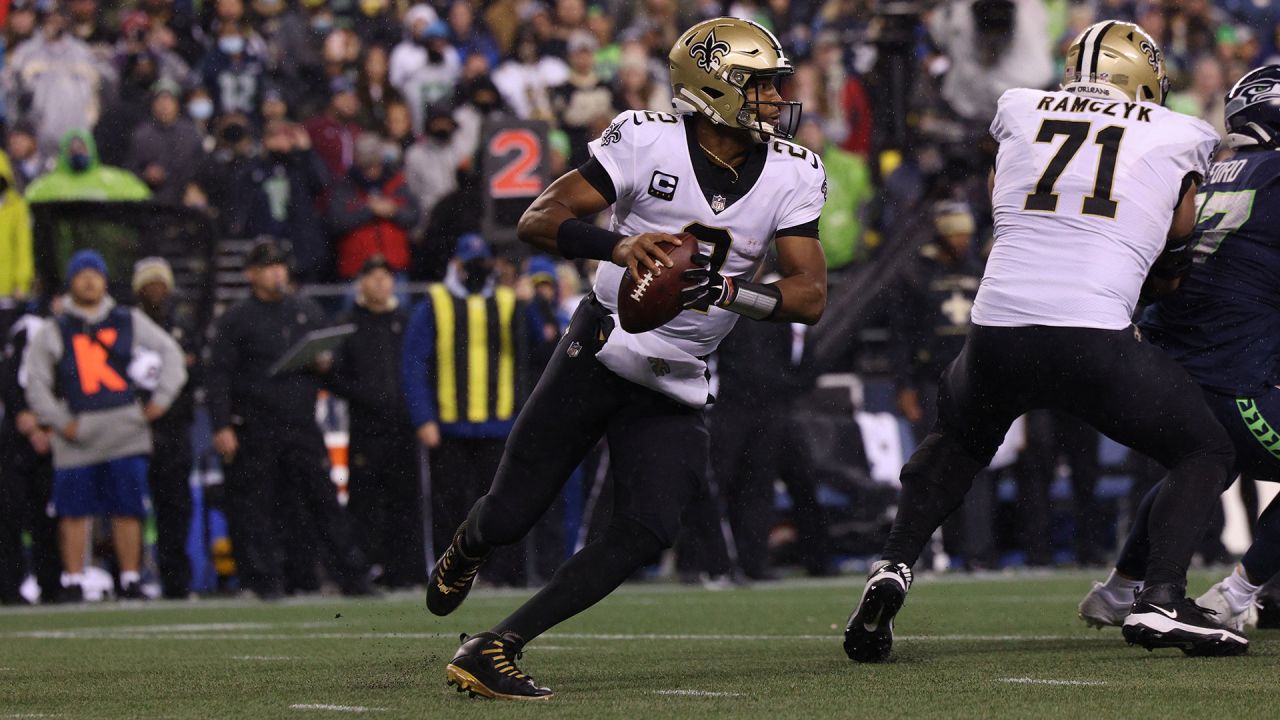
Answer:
[
  {"xmin": 424, "ymin": 18, "xmax": 827, "ymax": 699},
  {"xmin": 844, "ymin": 21, "xmax": 1247, "ymax": 661},
  {"xmin": 1078, "ymin": 65, "xmax": 1280, "ymax": 634}
]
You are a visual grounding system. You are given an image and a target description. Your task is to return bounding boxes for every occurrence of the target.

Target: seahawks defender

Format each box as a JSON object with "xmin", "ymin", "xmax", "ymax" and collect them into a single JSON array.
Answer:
[
  {"xmin": 425, "ymin": 18, "xmax": 827, "ymax": 699},
  {"xmin": 1079, "ymin": 65, "xmax": 1280, "ymax": 634},
  {"xmin": 844, "ymin": 20, "xmax": 1247, "ymax": 662}
]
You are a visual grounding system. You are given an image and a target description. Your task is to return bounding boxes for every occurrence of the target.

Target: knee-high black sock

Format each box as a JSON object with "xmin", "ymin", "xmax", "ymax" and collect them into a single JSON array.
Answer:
[
  {"xmin": 1242, "ymin": 497, "xmax": 1280, "ymax": 584},
  {"xmin": 493, "ymin": 515, "xmax": 665, "ymax": 643},
  {"xmin": 1144, "ymin": 446, "xmax": 1233, "ymax": 587},
  {"xmin": 881, "ymin": 432, "xmax": 990, "ymax": 566},
  {"xmin": 1114, "ymin": 481, "xmax": 1161, "ymax": 580}
]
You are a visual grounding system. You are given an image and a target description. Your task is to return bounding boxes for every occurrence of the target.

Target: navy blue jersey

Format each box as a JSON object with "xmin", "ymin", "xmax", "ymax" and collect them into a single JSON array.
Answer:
[{"xmin": 1141, "ymin": 150, "xmax": 1280, "ymax": 396}]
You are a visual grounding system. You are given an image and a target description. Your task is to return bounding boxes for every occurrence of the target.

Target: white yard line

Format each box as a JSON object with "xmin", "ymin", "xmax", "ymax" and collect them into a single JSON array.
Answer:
[
  {"xmin": 652, "ymin": 690, "xmax": 746, "ymax": 698},
  {"xmin": 231, "ymin": 656, "xmax": 300, "ymax": 661},
  {"xmin": 996, "ymin": 677, "xmax": 1107, "ymax": 687},
  {"xmin": 1, "ymin": 628, "xmax": 1110, "ymax": 643},
  {"xmin": 288, "ymin": 704, "xmax": 386, "ymax": 713}
]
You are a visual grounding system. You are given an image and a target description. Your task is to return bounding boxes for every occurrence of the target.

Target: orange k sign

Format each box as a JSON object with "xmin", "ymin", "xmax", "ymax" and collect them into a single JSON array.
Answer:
[{"xmin": 72, "ymin": 328, "xmax": 128, "ymax": 395}]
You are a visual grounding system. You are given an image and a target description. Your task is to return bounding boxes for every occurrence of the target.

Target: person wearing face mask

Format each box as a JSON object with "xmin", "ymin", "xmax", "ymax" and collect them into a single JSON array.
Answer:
[
  {"xmin": 184, "ymin": 88, "xmax": 216, "ymax": 149},
  {"xmin": 401, "ymin": 233, "xmax": 533, "ymax": 589},
  {"xmin": 26, "ymin": 130, "xmax": 150, "ymax": 203},
  {"xmin": 404, "ymin": 103, "xmax": 470, "ymax": 252},
  {"xmin": 2, "ymin": 4, "xmax": 116, "ymax": 158},
  {"xmin": 328, "ymin": 134, "xmax": 420, "ymax": 280},
  {"xmin": 390, "ymin": 7, "xmax": 462, "ymax": 134},
  {"xmin": 451, "ymin": 75, "xmax": 508, "ymax": 162},
  {"xmin": 198, "ymin": 22, "xmax": 265, "ymax": 118}
]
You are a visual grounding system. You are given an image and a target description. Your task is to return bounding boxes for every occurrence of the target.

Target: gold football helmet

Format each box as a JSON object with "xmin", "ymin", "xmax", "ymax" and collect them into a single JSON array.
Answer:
[
  {"xmin": 669, "ymin": 17, "xmax": 801, "ymax": 141},
  {"xmin": 1062, "ymin": 21, "xmax": 1169, "ymax": 104}
]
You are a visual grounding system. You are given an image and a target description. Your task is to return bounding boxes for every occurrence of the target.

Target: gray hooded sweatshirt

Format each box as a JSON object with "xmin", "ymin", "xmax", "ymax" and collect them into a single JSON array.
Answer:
[{"xmin": 25, "ymin": 296, "xmax": 186, "ymax": 470}]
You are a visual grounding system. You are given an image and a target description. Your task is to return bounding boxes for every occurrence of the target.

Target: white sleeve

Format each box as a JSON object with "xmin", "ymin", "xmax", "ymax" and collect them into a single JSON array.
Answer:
[
  {"xmin": 989, "ymin": 88, "xmax": 1022, "ymax": 143},
  {"xmin": 777, "ymin": 154, "xmax": 827, "ymax": 233},
  {"xmin": 586, "ymin": 112, "xmax": 649, "ymax": 202}
]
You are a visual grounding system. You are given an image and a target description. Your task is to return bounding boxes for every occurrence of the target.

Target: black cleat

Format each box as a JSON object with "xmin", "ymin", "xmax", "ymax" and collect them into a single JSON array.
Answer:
[
  {"xmin": 118, "ymin": 581, "xmax": 147, "ymax": 601},
  {"xmin": 426, "ymin": 524, "xmax": 488, "ymax": 616},
  {"xmin": 54, "ymin": 584, "xmax": 84, "ymax": 604},
  {"xmin": 1122, "ymin": 583, "xmax": 1248, "ymax": 657},
  {"xmin": 445, "ymin": 632, "xmax": 553, "ymax": 701},
  {"xmin": 844, "ymin": 560, "xmax": 913, "ymax": 663}
]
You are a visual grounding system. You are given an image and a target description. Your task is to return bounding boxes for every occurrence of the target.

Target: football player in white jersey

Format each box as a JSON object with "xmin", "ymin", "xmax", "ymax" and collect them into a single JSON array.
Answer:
[
  {"xmin": 423, "ymin": 17, "xmax": 828, "ymax": 699},
  {"xmin": 844, "ymin": 21, "xmax": 1246, "ymax": 661}
]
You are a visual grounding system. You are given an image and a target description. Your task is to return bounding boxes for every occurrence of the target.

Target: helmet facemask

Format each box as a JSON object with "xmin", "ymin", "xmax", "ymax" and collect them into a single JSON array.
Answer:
[{"xmin": 735, "ymin": 69, "xmax": 802, "ymax": 142}]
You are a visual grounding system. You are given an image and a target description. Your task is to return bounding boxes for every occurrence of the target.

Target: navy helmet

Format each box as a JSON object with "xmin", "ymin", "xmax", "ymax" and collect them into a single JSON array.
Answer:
[{"xmin": 1225, "ymin": 65, "xmax": 1280, "ymax": 150}]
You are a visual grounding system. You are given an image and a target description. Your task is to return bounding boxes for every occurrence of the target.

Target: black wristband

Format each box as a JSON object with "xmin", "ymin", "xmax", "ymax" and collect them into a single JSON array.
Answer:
[{"xmin": 556, "ymin": 218, "xmax": 625, "ymax": 261}]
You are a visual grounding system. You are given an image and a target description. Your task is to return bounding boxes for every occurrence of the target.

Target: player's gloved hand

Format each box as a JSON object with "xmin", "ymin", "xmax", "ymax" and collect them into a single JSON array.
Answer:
[{"xmin": 680, "ymin": 252, "xmax": 731, "ymax": 312}]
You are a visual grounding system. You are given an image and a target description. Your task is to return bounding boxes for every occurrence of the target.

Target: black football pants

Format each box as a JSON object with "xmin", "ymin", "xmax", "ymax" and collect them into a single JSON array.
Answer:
[
  {"xmin": 464, "ymin": 295, "xmax": 708, "ymax": 642},
  {"xmin": 148, "ymin": 420, "xmax": 194, "ymax": 598},
  {"xmin": 881, "ymin": 324, "xmax": 1234, "ymax": 588}
]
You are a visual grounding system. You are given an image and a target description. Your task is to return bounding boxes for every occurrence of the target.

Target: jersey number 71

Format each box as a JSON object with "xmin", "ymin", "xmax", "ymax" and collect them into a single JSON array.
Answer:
[{"xmin": 1023, "ymin": 120, "xmax": 1125, "ymax": 219}]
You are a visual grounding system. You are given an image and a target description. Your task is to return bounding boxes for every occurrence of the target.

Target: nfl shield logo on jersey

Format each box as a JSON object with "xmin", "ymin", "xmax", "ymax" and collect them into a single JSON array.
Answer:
[{"xmin": 710, "ymin": 194, "xmax": 727, "ymax": 213}]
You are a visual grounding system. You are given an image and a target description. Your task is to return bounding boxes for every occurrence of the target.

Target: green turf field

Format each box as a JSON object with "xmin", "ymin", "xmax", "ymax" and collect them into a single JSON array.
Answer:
[{"xmin": 2, "ymin": 570, "xmax": 1277, "ymax": 719}]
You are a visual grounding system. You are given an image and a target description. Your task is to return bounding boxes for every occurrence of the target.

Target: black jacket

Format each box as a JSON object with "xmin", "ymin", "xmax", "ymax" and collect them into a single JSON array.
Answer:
[
  {"xmin": 328, "ymin": 302, "xmax": 412, "ymax": 436},
  {"xmin": 205, "ymin": 293, "xmax": 329, "ymax": 431},
  {"xmin": 888, "ymin": 246, "xmax": 984, "ymax": 391}
]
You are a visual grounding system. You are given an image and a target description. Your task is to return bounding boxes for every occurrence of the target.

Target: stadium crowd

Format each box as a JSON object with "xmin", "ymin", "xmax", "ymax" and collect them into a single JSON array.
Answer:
[{"xmin": 1, "ymin": 0, "xmax": 1278, "ymax": 603}]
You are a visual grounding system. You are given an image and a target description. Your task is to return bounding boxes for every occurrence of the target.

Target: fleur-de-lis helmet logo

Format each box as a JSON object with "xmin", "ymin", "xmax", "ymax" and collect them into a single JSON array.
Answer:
[{"xmin": 689, "ymin": 29, "xmax": 731, "ymax": 73}]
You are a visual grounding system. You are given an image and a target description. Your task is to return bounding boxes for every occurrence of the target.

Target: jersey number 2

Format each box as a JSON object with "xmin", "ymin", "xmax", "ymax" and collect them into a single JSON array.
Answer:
[{"xmin": 1023, "ymin": 120, "xmax": 1125, "ymax": 219}]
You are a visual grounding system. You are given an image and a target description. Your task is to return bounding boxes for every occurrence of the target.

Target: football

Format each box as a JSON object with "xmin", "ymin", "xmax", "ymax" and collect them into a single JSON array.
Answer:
[{"xmin": 617, "ymin": 232, "xmax": 699, "ymax": 333}]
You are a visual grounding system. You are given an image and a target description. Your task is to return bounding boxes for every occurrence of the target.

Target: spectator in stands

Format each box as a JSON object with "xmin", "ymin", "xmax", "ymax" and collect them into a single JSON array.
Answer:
[
  {"xmin": 126, "ymin": 79, "xmax": 205, "ymax": 205},
  {"xmin": 0, "ymin": 303, "xmax": 61, "ymax": 605},
  {"xmin": 95, "ymin": 44, "xmax": 165, "ymax": 167},
  {"xmin": 267, "ymin": 0, "xmax": 330, "ymax": 116},
  {"xmin": 493, "ymin": 26, "xmax": 568, "ymax": 120},
  {"xmin": 2, "ymin": 3, "xmax": 115, "ymax": 157},
  {"xmin": 115, "ymin": 12, "xmax": 192, "ymax": 87},
  {"xmin": 4, "ymin": 0, "xmax": 40, "ymax": 51},
  {"xmin": 26, "ymin": 129, "xmax": 151, "ymax": 203},
  {"xmin": 328, "ymin": 254, "xmax": 424, "ymax": 589},
  {"xmin": 66, "ymin": 0, "xmax": 111, "ymax": 47},
  {"xmin": 796, "ymin": 117, "xmax": 874, "ymax": 271},
  {"xmin": 304, "ymin": 76, "xmax": 362, "ymax": 179},
  {"xmin": 328, "ymin": 133, "xmax": 419, "ymax": 281},
  {"xmin": 259, "ymin": 86, "xmax": 290, "ymax": 124},
  {"xmin": 611, "ymin": 44, "xmax": 667, "ymax": 112},
  {"xmin": 889, "ymin": 201, "xmax": 994, "ymax": 569},
  {"xmin": 184, "ymin": 86, "xmax": 216, "ymax": 147},
  {"xmin": 0, "ymin": 150, "xmax": 34, "ymax": 299},
  {"xmin": 131, "ymin": 257, "xmax": 197, "ymax": 598},
  {"xmin": 447, "ymin": 0, "xmax": 501, "ymax": 69},
  {"xmin": 205, "ymin": 239, "xmax": 373, "ymax": 599},
  {"xmin": 401, "ymin": 233, "xmax": 530, "ymax": 586},
  {"xmin": 404, "ymin": 104, "xmax": 469, "ymax": 241},
  {"xmin": 451, "ymin": 74, "xmax": 507, "ymax": 160},
  {"xmin": 383, "ymin": 98, "xmax": 416, "ymax": 157},
  {"xmin": 928, "ymin": 0, "xmax": 1053, "ymax": 124},
  {"xmin": 351, "ymin": 0, "xmax": 401, "ymax": 54},
  {"xmin": 24, "ymin": 250, "xmax": 186, "ymax": 602},
  {"xmin": 391, "ymin": 15, "xmax": 462, "ymax": 134},
  {"xmin": 199, "ymin": 20, "xmax": 266, "ymax": 118},
  {"xmin": 5, "ymin": 121, "xmax": 47, "ymax": 190},
  {"xmin": 356, "ymin": 44, "xmax": 403, "ymax": 132},
  {"xmin": 244, "ymin": 120, "xmax": 330, "ymax": 282},
  {"xmin": 550, "ymin": 31, "xmax": 615, "ymax": 168},
  {"xmin": 1169, "ymin": 54, "xmax": 1229, "ymax": 139},
  {"xmin": 192, "ymin": 113, "xmax": 258, "ymax": 237}
]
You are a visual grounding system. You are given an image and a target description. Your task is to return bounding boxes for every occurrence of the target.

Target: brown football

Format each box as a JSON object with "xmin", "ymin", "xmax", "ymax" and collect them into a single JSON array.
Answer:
[{"xmin": 617, "ymin": 232, "xmax": 699, "ymax": 333}]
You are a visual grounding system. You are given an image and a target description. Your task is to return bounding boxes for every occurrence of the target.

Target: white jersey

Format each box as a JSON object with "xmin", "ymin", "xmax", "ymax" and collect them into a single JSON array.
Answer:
[
  {"xmin": 972, "ymin": 87, "xmax": 1218, "ymax": 329},
  {"xmin": 587, "ymin": 110, "xmax": 826, "ymax": 356}
]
